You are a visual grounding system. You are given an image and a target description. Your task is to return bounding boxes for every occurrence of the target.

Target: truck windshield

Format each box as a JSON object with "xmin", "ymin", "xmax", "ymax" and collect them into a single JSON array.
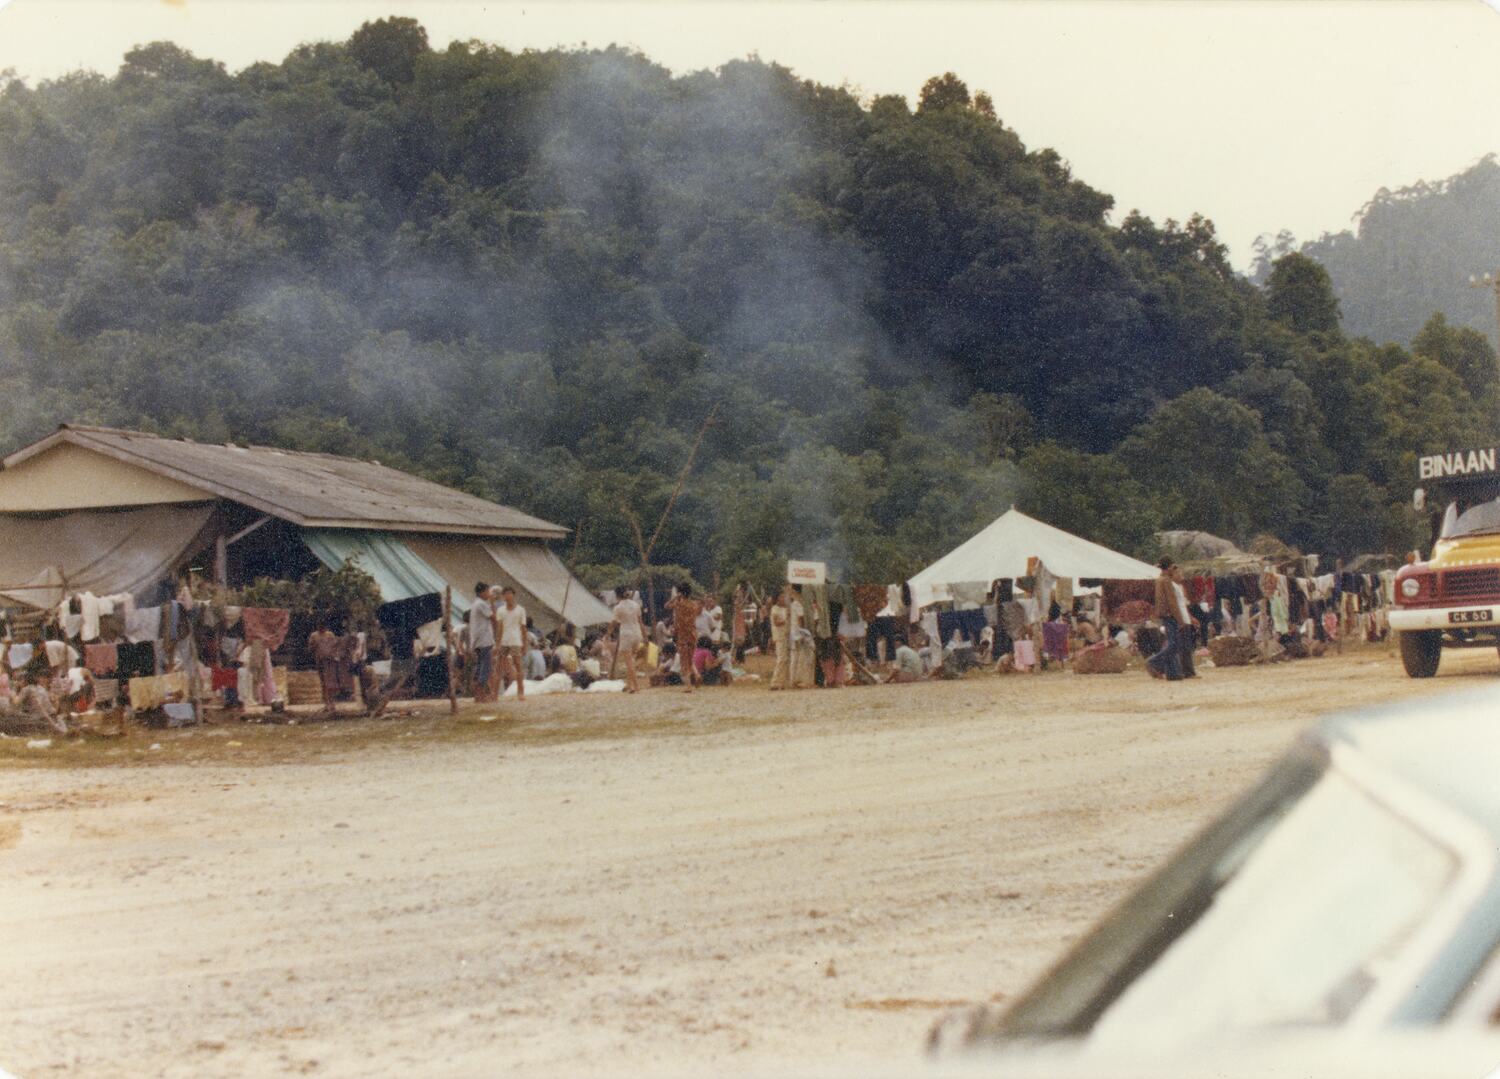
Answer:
[
  {"xmin": 1086, "ymin": 768, "xmax": 1458, "ymax": 1046},
  {"xmin": 1442, "ymin": 498, "xmax": 1500, "ymax": 540}
]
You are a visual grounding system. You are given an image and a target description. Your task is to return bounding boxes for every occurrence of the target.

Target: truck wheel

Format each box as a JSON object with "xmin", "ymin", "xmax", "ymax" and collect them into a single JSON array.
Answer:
[{"xmin": 1399, "ymin": 630, "xmax": 1442, "ymax": 678}]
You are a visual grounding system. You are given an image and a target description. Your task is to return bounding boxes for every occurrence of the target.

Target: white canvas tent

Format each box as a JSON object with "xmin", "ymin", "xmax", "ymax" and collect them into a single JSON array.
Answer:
[{"xmin": 908, "ymin": 508, "xmax": 1159, "ymax": 609}]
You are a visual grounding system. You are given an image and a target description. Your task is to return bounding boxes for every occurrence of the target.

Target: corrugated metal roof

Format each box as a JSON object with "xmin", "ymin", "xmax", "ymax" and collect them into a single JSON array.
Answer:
[{"xmin": 2, "ymin": 426, "xmax": 568, "ymax": 539}]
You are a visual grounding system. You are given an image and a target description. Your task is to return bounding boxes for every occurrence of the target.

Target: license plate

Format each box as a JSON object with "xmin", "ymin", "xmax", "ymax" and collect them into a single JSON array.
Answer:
[{"xmin": 1449, "ymin": 609, "xmax": 1494, "ymax": 625}]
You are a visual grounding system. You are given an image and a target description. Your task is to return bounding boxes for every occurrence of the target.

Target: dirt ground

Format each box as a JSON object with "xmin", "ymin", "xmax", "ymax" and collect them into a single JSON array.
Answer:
[{"xmin": 0, "ymin": 642, "xmax": 1493, "ymax": 1077}]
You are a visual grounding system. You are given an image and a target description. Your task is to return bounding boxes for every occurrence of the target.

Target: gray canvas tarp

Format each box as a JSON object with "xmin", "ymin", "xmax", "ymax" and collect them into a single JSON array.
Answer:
[
  {"xmin": 484, "ymin": 540, "xmax": 612, "ymax": 629},
  {"xmin": 0, "ymin": 504, "xmax": 215, "ymax": 608},
  {"xmin": 403, "ymin": 535, "xmax": 612, "ymax": 632}
]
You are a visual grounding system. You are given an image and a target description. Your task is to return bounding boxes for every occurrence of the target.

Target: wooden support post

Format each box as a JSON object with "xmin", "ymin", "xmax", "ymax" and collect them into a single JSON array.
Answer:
[
  {"xmin": 444, "ymin": 586, "xmax": 457, "ymax": 716},
  {"xmin": 214, "ymin": 535, "xmax": 228, "ymax": 588}
]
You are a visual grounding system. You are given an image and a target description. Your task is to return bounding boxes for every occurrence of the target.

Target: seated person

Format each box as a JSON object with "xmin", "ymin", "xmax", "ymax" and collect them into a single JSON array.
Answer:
[
  {"xmin": 20, "ymin": 670, "xmax": 68, "ymax": 735},
  {"xmin": 553, "ymin": 639, "xmax": 580, "ymax": 674},
  {"xmin": 650, "ymin": 644, "xmax": 683, "ymax": 687},
  {"xmin": 942, "ymin": 627, "xmax": 979, "ymax": 676},
  {"xmin": 977, "ymin": 626, "xmax": 996, "ymax": 663},
  {"xmin": 693, "ymin": 636, "xmax": 732, "ymax": 686},
  {"xmin": 885, "ymin": 641, "xmax": 926, "ymax": 684}
]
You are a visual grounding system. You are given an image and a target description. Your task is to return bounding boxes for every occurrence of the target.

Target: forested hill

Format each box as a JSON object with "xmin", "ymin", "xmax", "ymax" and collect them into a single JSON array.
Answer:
[
  {"xmin": 1260, "ymin": 155, "xmax": 1500, "ymax": 349},
  {"xmin": 0, "ymin": 18, "xmax": 1494, "ymax": 589}
]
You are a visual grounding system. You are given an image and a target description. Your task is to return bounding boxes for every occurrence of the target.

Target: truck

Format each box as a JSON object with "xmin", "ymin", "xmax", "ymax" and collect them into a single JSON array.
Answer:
[{"xmin": 1391, "ymin": 447, "xmax": 1500, "ymax": 677}]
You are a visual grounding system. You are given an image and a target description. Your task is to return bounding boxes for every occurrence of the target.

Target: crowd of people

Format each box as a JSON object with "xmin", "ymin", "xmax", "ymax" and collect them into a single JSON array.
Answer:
[
  {"xmin": 451, "ymin": 555, "xmax": 1394, "ymax": 700},
  {"xmin": 0, "ymin": 552, "xmax": 1395, "ymax": 736}
]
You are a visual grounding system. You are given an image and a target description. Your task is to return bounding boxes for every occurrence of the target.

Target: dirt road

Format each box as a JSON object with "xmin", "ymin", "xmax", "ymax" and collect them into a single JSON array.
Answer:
[{"xmin": 0, "ymin": 645, "xmax": 1489, "ymax": 1076}]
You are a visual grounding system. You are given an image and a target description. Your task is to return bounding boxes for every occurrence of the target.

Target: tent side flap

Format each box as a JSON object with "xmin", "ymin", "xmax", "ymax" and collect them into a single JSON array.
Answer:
[
  {"xmin": 483, "ymin": 541, "xmax": 612, "ymax": 628},
  {"xmin": 0, "ymin": 504, "xmax": 216, "ymax": 608}
]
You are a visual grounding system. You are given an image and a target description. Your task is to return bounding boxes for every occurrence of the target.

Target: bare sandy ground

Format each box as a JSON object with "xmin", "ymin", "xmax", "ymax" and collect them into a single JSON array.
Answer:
[{"xmin": 0, "ymin": 644, "xmax": 1492, "ymax": 1077}]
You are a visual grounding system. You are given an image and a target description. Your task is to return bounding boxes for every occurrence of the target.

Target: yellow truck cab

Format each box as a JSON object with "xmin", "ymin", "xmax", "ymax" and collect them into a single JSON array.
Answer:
[{"xmin": 1392, "ymin": 448, "xmax": 1500, "ymax": 677}]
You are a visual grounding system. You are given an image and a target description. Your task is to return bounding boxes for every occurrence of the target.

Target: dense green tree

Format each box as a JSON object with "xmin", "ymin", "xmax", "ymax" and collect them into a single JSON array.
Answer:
[
  {"xmin": 1411, "ymin": 311, "xmax": 1498, "ymax": 400},
  {"xmin": 917, "ymin": 72, "xmax": 970, "ymax": 113},
  {"xmin": 348, "ymin": 17, "xmax": 430, "ymax": 85},
  {"xmin": 1115, "ymin": 389, "xmax": 1307, "ymax": 543},
  {"xmin": 1264, "ymin": 253, "xmax": 1341, "ymax": 337},
  {"xmin": 1321, "ymin": 474, "xmax": 1392, "ymax": 559}
]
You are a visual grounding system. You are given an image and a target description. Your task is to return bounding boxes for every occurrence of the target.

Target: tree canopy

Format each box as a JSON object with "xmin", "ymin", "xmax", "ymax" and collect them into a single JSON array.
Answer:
[{"xmin": 0, "ymin": 24, "xmax": 1490, "ymax": 590}]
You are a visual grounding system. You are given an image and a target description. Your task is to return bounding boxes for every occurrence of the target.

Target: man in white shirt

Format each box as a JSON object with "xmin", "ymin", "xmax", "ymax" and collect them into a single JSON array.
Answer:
[{"xmin": 495, "ymin": 586, "xmax": 528, "ymax": 701}]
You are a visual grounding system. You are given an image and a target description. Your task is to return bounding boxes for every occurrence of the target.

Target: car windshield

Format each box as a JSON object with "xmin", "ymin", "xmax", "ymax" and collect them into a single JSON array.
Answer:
[
  {"xmin": 1443, "ymin": 497, "xmax": 1500, "ymax": 540},
  {"xmin": 1088, "ymin": 768, "xmax": 1458, "ymax": 1046}
]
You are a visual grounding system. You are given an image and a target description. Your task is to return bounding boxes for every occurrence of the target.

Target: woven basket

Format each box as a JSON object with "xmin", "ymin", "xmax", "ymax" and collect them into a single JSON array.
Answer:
[{"xmin": 285, "ymin": 669, "xmax": 323, "ymax": 706}]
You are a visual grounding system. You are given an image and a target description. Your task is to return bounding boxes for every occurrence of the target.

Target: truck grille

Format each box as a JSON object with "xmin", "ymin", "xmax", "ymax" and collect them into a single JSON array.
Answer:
[{"xmin": 1442, "ymin": 568, "xmax": 1500, "ymax": 600}]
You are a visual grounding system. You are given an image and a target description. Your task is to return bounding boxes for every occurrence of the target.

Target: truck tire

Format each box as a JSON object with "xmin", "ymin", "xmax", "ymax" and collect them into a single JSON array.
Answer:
[{"xmin": 1399, "ymin": 630, "xmax": 1442, "ymax": 678}]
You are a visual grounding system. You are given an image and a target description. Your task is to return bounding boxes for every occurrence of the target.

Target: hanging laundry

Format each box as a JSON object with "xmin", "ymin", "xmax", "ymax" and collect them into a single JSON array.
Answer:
[
  {"xmin": 127, "ymin": 671, "xmax": 189, "ymax": 711},
  {"xmin": 948, "ymin": 581, "xmax": 991, "ymax": 609},
  {"xmin": 1042, "ymin": 620, "xmax": 1070, "ymax": 661},
  {"xmin": 1271, "ymin": 593, "xmax": 1290, "ymax": 635},
  {"xmin": 1000, "ymin": 601, "xmax": 1028, "ymax": 639},
  {"xmin": 240, "ymin": 607, "xmax": 291, "ymax": 651},
  {"xmin": 1113, "ymin": 600, "xmax": 1154, "ymax": 624},
  {"xmin": 852, "ymin": 585, "xmax": 888, "ymax": 624},
  {"xmin": 84, "ymin": 643, "xmax": 119, "ymax": 677},
  {"xmin": 78, "ymin": 592, "xmax": 102, "ymax": 642},
  {"xmin": 246, "ymin": 640, "xmax": 278, "ymax": 704},
  {"xmin": 1025, "ymin": 557, "xmax": 1057, "ymax": 611},
  {"xmin": 936, "ymin": 609, "xmax": 988, "ymax": 648},
  {"xmin": 1101, "ymin": 580, "xmax": 1154, "ymax": 619},
  {"xmin": 7, "ymin": 642, "xmax": 33, "ymax": 668},
  {"xmin": 865, "ymin": 616, "xmax": 901, "ymax": 660},
  {"xmin": 115, "ymin": 641, "xmax": 156, "ymax": 680},
  {"xmin": 125, "ymin": 606, "xmax": 162, "ymax": 644}
]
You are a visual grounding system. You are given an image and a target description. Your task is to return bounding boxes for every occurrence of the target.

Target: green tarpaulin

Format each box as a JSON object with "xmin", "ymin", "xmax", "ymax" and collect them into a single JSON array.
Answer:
[{"xmin": 302, "ymin": 529, "xmax": 459, "ymax": 612}]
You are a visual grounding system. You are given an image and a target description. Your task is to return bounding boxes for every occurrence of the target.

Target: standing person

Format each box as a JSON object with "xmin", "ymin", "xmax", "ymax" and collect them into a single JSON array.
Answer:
[
  {"xmin": 468, "ymin": 582, "xmax": 497, "ymax": 702},
  {"xmin": 667, "ymin": 584, "xmax": 703, "ymax": 692},
  {"xmin": 731, "ymin": 580, "xmax": 750, "ymax": 660},
  {"xmin": 308, "ymin": 619, "xmax": 342, "ymax": 706},
  {"xmin": 790, "ymin": 586, "xmax": 816, "ymax": 689},
  {"xmin": 1173, "ymin": 566, "xmax": 1198, "ymax": 679},
  {"xmin": 610, "ymin": 586, "xmax": 647, "ymax": 693},
  {"xmin": 769, "ymin": 587, "xmax": 793, "ymax": 691},
  {"xmin": 1147, "ymin": 559, "xmax": 1185, "ymax": 681},
  {"xmin": 495, "ymin": 587, "xmax": 527, "ymax": 701}
]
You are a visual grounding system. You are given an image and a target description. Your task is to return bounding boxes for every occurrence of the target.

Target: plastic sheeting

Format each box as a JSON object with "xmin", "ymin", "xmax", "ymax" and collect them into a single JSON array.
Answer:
[
  {"xmin": 301, "ymin": 529, "xmax": 450, "ymax": 608},
  {"xmin": 484, "ymin": 540, "xmax": 613, "ymax": 628},
  {"xmin": 0, "ymin": 504, "xmax": 215, "ymax": 608},
  {"xmin": 403, "ymin": 535, "xmax": 612, "ymax": 632}
]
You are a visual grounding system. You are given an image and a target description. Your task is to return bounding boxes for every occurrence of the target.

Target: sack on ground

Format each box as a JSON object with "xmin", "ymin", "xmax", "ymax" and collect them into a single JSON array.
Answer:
[
  {"xmin": 1208, "ymin": 635, "xmax": 1261, "ymax": 668},
  {"xmin": 1073, "ymin": 645, "xmax": 1128, "ymax": 675}
]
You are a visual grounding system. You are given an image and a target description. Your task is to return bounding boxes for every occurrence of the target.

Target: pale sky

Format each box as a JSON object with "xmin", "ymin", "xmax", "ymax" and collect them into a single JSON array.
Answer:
[{"xmin": 0, "ymin": 0, "xmax": 1497, "ymax": 268}]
